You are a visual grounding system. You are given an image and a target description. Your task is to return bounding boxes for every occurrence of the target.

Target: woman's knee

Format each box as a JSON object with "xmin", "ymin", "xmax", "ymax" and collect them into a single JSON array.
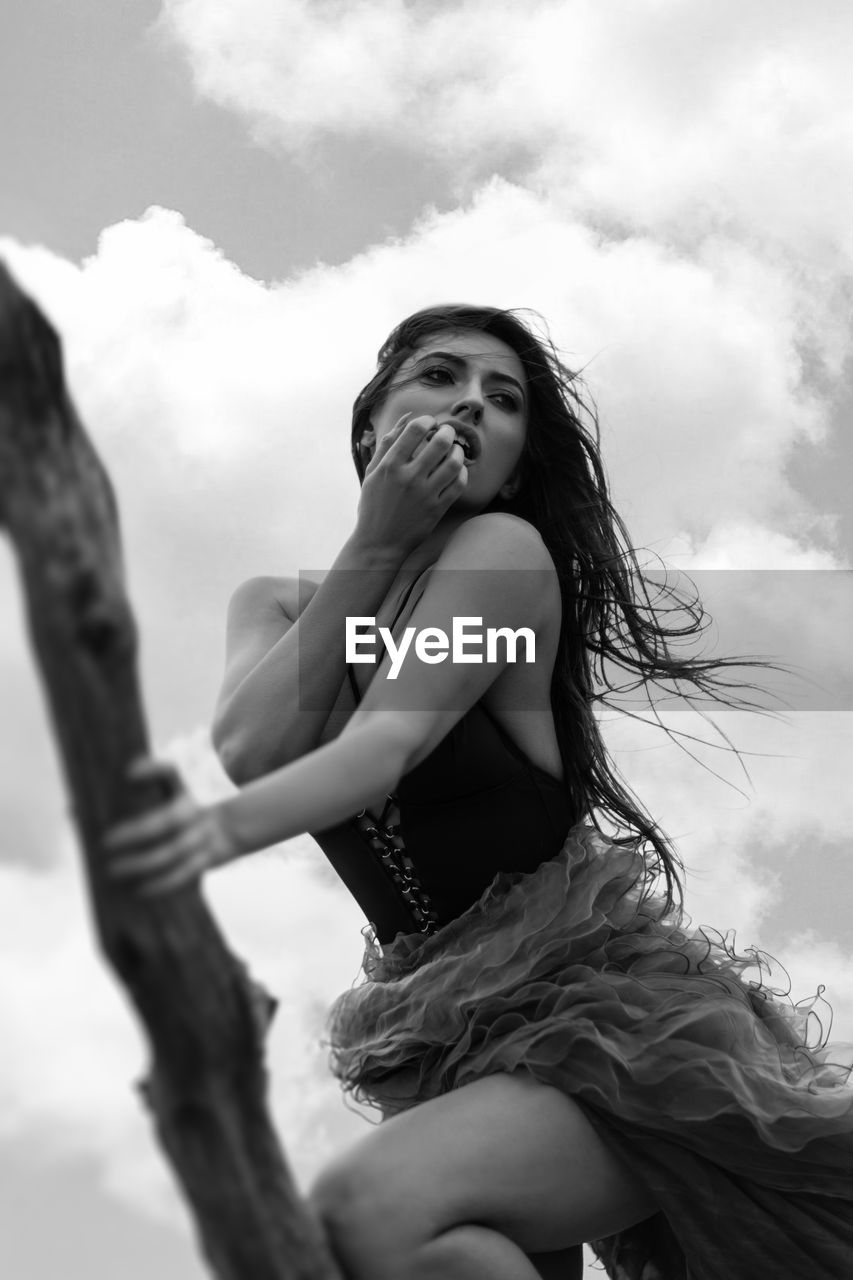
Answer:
[
  {"xmin": 308, "ymin": 1152, "xmax": 409, "ymax": 1268},
  {"xmin": 308, "ymin": 1158, "xmax": 362, "ymax": 1236}
]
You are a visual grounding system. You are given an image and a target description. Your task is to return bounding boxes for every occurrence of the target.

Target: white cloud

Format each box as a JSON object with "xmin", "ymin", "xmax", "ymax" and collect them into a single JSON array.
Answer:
[
  {"xmin": 160, "ymin": 0, "xmax": 853, "ymax": 260},
  {"xmin": 154, "ymin": 2, "xmax": 853, "ymax": 566},
  {"xmin": 147, "ymin": 0, "xmax": 853, "ymax": 583},
  {"xmin": 668, "ymin": 526, "xmax": 841, "ymax": 571},
  {"xmin": 600, "ymin": 707, "xmax": 853, "ymax": 1045},
  {"xmin": 2, "ymin": 184, "xmax": 843, "ymax": 608}
]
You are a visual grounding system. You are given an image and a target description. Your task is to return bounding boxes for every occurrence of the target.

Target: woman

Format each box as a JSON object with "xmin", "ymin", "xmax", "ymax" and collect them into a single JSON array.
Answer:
[{"xmin": 107, "ymin": 305, "xmax": 853, "ymax": 1280}]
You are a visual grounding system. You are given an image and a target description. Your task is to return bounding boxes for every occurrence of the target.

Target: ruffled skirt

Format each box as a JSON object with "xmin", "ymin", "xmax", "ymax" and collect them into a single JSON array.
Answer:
[{"xmin": 325, "ymin": 825, "xmax": 853, "ymax": 1280}]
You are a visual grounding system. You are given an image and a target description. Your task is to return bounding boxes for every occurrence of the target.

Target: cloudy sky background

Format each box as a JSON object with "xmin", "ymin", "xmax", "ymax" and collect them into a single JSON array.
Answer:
[{"xmin": 2, "ymin": 1, "xmax": 852, "ymax": 1275}]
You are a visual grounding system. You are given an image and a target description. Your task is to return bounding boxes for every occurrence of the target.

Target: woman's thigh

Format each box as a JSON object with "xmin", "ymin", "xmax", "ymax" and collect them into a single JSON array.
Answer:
[{"xmin": 312, "ymin": 1070, "xmax": 658, "ymax": 1255}]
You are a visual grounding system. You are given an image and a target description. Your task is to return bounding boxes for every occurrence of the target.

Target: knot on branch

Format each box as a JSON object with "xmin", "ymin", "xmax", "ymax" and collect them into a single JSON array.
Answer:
[{"xmin": 70, "ymin": 565, "xmax": 136, "ymax": 662}]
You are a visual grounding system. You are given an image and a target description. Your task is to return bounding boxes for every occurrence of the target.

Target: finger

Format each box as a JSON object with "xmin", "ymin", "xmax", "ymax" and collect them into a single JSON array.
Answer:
[
  {"xmin": 104, "ymin": 796, "xmax": 197, "ymax": 850},
  {"xmin": 437, "ymin": 457, "xmax": 469, "ymax": 500},
  {"xmin": 369, "ymin": 412, "xmax": 415, "ymax": 465},
  {"xmin": 109, "ymin": 849, "xmax": 172, "ymax": 880},
  {"xmin": 427, "ymin": 451, "xmax": 466, "ymax": 493},
  {"xmin": 408, "ymin": 420, "xmax": 455, "ymax": 464},
  {"xmin": 127, "ymin": 756, "xmax": 157, "ymax": 778},
  {"xmin": 421, "ymin": 429, "xmax": 466, "ymax": 476},
  {"xmin": 437, "ymin": 441, "xmax": 468, "ymax": 474},
  {"xmin": 126, "ymin": 757, "xmax": 181, "ymax": 787},
  {"xmin": 135, "ymin": 853, "xmax": 208, "ymax": 897},
  {"xmin": 108, "ymin": 828, "xmax": 202, "ymax": 878}
]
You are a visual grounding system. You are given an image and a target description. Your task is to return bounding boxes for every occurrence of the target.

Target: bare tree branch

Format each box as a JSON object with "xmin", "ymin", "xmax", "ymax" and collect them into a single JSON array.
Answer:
[{"xmin": 0, "ymin": 262, "xmax": 343, "ymax": 1280}]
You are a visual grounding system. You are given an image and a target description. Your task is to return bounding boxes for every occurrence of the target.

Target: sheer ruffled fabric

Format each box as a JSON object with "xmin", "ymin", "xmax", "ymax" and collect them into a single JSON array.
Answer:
[{"xmin": 325, "ymin": 824, "xmax": 853, "ymax": 1279}]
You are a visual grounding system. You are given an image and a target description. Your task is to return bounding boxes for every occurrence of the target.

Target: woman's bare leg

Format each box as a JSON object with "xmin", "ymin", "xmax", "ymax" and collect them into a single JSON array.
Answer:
[{"xmin": 310, "ymin": 1071, "xmax": 655, "ymax": 1280}]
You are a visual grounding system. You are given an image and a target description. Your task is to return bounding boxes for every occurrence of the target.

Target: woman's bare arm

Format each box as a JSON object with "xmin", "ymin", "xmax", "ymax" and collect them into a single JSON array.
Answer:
[
  {"xmin": 212, "ymin": 414, "xmax": 470, "ymax": 782},
  {"xmin": 211, "ymin": 536, "xmax": 402, "ymax": 783}
]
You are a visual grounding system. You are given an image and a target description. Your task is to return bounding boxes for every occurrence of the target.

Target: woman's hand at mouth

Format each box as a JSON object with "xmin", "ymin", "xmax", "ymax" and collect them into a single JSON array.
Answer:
[
  {"xmin": 355, "ymin": 414, "xmax": 468, "ymax": 555},
  {"xmin": 103, "ymin": 759, "xmax": 241, "ymax": 897}
]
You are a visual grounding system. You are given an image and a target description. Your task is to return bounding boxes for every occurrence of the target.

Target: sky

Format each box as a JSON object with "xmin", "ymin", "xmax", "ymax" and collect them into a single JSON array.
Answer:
[{"xmin": 1, "ymin": 1, "xmax": 852, "ymax": 1276}]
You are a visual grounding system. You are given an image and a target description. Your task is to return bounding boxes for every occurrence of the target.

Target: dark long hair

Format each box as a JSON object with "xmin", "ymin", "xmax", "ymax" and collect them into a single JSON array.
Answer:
[{"xmin": 351, "ymin": 304, "xmax": 774, "ymax": 912}]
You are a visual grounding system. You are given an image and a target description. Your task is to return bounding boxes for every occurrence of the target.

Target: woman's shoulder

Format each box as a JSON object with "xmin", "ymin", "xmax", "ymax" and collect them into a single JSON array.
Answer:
[
  {"xmin": 439, "ymin": 512, "xmax": 556, "ymax": 574},
  {"xmin": 419, "ymin": 514, "xmax": 561, "ymax": 653}
]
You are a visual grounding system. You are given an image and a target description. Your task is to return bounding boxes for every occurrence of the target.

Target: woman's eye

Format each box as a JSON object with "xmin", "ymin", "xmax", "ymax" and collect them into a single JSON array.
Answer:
[
  {"xmin": 418, "ymin": 366, "xmax": 519, "ymax": 411},
  {"xmin": 420, "ymin": 365, "xmax": 455, "ymax": 385}
]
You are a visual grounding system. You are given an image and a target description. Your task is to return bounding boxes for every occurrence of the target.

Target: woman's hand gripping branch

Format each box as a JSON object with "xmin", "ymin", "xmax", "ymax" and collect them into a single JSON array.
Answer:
[{"xmin": 104, "ymin": 759, "xmax": 242, "ymax": 897}]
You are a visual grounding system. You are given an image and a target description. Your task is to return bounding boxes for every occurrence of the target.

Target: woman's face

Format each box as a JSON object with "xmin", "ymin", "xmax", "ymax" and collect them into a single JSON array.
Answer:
[{"xmin": 364, "ymin": 329, "xmax": 529, "ymax": 510}]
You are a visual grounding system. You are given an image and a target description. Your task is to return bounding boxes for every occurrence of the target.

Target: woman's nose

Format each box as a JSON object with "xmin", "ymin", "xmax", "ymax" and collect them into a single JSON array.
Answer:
[{"xmin": 452, "ymin": 384, "xmax": 484, "ymax": 423}]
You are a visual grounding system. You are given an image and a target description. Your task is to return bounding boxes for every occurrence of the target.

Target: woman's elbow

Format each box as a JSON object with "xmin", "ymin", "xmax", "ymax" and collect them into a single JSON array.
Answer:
[
  {"xmin": 213, "ymin": 715, "xmax": 300, "ymax": 785},
  {"xmin": 213, "ymin": 732, "xmax": 253, "ymax": 786},
  {"xmin": 212, "ymin": 716, "xmax": 265, "ymax": 786}
]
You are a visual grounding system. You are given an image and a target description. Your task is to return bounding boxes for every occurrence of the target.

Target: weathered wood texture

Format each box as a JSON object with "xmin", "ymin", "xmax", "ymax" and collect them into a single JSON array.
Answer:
[{"xmin": 0, "ymin": 263, "xmax": 343, "ymax": 1280}]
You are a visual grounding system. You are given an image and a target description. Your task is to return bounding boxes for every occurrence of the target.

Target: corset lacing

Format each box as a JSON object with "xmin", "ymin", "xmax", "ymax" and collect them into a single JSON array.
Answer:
[{"xmin": 352, "ymin": 794, "xmax": 440, "ymax": 937}]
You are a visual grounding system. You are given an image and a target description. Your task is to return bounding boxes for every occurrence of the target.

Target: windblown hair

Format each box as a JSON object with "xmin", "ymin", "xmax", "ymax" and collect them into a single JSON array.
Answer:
[{"xmin": 351, "ymin": 304, "xmax": 773, "ymax": 912}]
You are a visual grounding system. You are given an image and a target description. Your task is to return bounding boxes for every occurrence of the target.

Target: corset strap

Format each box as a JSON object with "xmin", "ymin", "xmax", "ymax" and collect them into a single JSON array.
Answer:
[{"xmin": 351, "ymin": 794, "xmax": 439, "ymax": 937}]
